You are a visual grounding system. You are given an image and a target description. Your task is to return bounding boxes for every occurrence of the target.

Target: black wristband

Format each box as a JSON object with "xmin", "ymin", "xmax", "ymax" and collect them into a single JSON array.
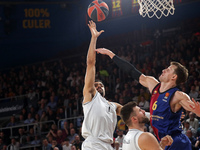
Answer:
[{"xmin": 113, "ymin": 55, "xmax": 142, "ymax": 81}]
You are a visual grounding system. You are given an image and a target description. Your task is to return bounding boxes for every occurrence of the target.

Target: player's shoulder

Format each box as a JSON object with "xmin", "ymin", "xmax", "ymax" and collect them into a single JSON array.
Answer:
[
  {"xmin": 139, "ymin": 132, "xmax": 154, "ymax": 141},
  {"xmin": 145, "ymin": 76, "xmax": 159, "ymax": 93},
  {"xmin": 138, "ymin": 132, "xmax": 161, "ymax": 150},
  {"xmin": 171, "ymin": 90, "xmax": 190, "ymax": 106},
  {"xmin": 174, "ymin": 90, "xmax": 189, "ymax": 99},
  {"xmin": 138, "ymin": 132, "xmax": 155, "ymax": 148},
  {"xmin": 82, "ymin": 90, "xmax": 98, "ymax": 105}
]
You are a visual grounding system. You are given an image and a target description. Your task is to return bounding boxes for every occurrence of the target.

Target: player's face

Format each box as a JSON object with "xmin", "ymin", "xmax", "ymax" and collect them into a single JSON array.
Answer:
[
  {"xmin": 159, "ymin": 65, "xmax": 176, "ymax": 83},
  {"xmin": 135, "ymin": 106, "xmax": 149, "ymax": 124},
  {"xmin": 94, "ymin": 82, "xmax": 105, "ymax": 97}
]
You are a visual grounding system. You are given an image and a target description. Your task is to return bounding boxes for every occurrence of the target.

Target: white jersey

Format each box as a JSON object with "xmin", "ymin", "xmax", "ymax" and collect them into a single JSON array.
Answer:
[
  {"xmin": 82, "ymin": 92, "xmax": 117, "ymax": 150},
  {"xmin": 115, "ymin": 134, "xmax": 125, "ymax": 148},
  {"xmin": 122, "ymin": 129, "xmax": 143, "ymax": 150}
]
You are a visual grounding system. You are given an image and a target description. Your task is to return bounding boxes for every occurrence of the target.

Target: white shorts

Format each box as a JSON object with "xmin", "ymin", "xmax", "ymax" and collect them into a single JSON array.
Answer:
[{"xmin": 82, "ymin": 136, "xmax": 113, "ymax": 150}]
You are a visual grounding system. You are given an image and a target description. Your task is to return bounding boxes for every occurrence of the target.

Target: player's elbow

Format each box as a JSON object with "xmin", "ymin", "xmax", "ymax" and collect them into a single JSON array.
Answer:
[{"xmin": 87, "ymin": 59, "xmax": 96, "ymax": 66}]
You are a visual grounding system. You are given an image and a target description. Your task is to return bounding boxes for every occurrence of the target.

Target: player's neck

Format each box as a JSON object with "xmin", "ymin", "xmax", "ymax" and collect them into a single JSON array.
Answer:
[
  {"xmin": 160, "ymin": 82, "xmax": 176, "ymax": 93},
  {"xmin": 129, "ymin": 125, "xmax": 145, "ymax": 132}
]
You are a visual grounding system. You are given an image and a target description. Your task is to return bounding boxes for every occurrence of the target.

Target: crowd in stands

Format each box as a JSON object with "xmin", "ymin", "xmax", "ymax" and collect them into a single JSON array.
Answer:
[{"xmin": 0, "ymin": 18, "xmax": 200, "ymax": 150}]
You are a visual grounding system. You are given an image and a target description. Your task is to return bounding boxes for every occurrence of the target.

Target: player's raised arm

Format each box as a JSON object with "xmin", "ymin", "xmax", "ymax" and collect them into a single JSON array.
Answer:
[
  {"xmin": 176, "ymin": 91, "xmax": 200, "ymax": 117},
  {"xmin": 95, "ymin": 48, "xmax": 159, "ymax": 93},
  {"xmin": 83, "ymin": 21, "xmax": 104, "ymax": 104}
]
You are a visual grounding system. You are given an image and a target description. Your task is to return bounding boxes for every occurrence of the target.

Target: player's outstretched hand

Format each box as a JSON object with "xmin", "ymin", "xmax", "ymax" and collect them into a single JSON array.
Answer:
[
  {"xmin": 95, "ymin": 48, "xmax": 115, "ymax": 59},
  {"xmin": 160, "ymin": 135, "xmax": 173, "ymax": 149},
  {"xmin": 88, "ymin": 20, "xmax": 104, "ymax": 38},
  {"xmin": 190, "ymin": 98, "xmax": 200, "ymax": 117}
]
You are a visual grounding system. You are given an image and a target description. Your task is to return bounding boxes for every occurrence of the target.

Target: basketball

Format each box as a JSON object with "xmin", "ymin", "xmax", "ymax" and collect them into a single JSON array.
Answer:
[{"xmin": 87, "ymin": 0, "xmax": 109, "ymax": 22}]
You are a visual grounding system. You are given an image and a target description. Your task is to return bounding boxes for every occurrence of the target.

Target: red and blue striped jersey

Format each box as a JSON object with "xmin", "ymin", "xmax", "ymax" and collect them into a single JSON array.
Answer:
[{"xmin": 150, "ymin": 83, "xmax": 183, "ymax": 141}]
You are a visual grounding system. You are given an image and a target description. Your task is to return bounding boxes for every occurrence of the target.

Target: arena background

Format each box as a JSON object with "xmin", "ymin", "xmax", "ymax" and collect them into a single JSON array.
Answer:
[
  {"xmin": 0, "ymin": 0, "xmax": 199, "ymax": 69},
  {"xmin": 0, "ymin": 0, "xmax": 200, "ymax": 149}
]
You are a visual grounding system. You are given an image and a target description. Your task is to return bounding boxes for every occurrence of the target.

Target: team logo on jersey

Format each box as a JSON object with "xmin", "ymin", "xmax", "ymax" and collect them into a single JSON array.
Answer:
[
  {"xmin": 153, "ymin": 90, "xmax": 157, "ymax": 95},
  {"xmin": 164, "ymin": 92, "xmax": 169, "ymax": 99}
]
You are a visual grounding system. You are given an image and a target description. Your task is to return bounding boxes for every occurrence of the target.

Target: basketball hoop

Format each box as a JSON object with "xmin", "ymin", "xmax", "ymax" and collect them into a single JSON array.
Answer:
[{"xmin": 138, "ymin": 0, "xmax": 175, "ymax": 19}]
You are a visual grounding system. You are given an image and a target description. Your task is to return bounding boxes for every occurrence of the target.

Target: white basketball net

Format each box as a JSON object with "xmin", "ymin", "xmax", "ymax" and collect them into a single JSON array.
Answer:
[{"xmin": 138, "ymin": 0, "xmax": 175, "ymax": 19}]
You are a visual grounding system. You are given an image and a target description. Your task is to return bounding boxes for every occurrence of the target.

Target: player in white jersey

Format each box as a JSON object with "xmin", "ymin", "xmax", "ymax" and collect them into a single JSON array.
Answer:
[
  {"xmin": 82, "ymin": 20, "xmax": 122, "ymax": 150},
  {"xmin": 121, "ymin": 102, "xmax": 173, "ymax": 150}
]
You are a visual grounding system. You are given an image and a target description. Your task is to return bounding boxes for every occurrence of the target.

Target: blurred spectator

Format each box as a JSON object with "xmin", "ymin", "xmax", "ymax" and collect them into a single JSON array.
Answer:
[
  {"xmin": 115, "ymin": 78, "xmax": 123, "ymax": 93},
  {"xmin": 186, "ymin": 112, "xmax": 199, "ymax": 135},
  {"xmin": 63, "ymin": 98, "xmax": 70, "ymax": 112},
  {"xmin": 69, "ymin": 123, "xmax": 75, "ymax": 130},
  {"xmin": 56, "ymin": 130, "xmax": 65, "ymax": 145},
  {"xmin": 25, "ymin": 135, "xmax": 31, "ymax": 145},
  {"xmin": 73, "ymin": 93, "xmax": 81, "ymax": 116},
  {"xmin": 40, "ymin": 111, "xmax": 48, "ymax": 131},
  {"xmin": 46, "ymin": 124, "xmax": 58, "ymax": 139},
  {"xmin": 71, "ymin": 145, "xmax": 77, "ymax": 150},
  {"xmin": 51, "ymin": 92, "xmax": 58, "ymax": 104},
  {"xmin": 72, "ymin": 135, "xmax": 82, "ymax": 150},
  {"xmin": 62, "ymin": 138, "xmax": 71, "ymax": 150},
  {"xmin": 27, "ymin": 128, "xmax": 35, "ymax": 138},
  {"xmin": 137, "ymin": 95, "xmax": 149, "ymax": 112},
  {"xmin": 17, "ymin": 114, "xmax": 24, "ymax": 125},
  {"xmin": 7, "ymin": 116, "xmax": 17, "ymax": 127},
  {"xmin": 17, "ymin": 128, "xmax": 26, "ymax": 146},
  {"xmin": 189, "ymin": 85, "xmax": 198, "ymax": 99},
  {"xmin": 61, "ymin": 121, "xmax": 69, "ymax": 137},
  {"xmin": 0, "ymin": 138, "xmax": 5, "ymax": 150},
  {"xmin": 33, "ymin": 113, "xmax": 40, "ymax": 133},
  {"xmin": 197, "ymin": 128, "xmax": 200, "ymax": 137},
  {"xmin": 131, "ymin": 88, "xmax": 139, "ymax": 102},
  {"xmin": 29, "ymin": 106, "xmax": 36, "ymax": 117},
  {"xmin": 183, "ymin": 110, "xmax": 191, "ymax": 121},
  {"xmin": 7, "ymin": 88, "xmax": 16, "ymax": 98},
  {"xmin": 189, "ymin": 57, "xmax": 198, "ymax": 66},
  {"xmin": 117, "ymin": 119, "xmax": 126, "ymax": 131},
  {"xmin": 76, "ymin": 116, "xmax": 83, "ymax": 128},
  {"xmin": 56, "ymin": 108, "xmax": 65, "ymax": 121},
  {"xmin": 113, "ymin": 140, "xmax": 119, "ymax": 150},
  {"xmin": 182, "ymin": 121, "xmax": 196, "ymax": 136},
  {"xmin": 67, "ymin": 128, "xmax": 78, "ymax": 144},
  {"xmin": 47, "ymin": 108, "xmax": 56, "ymax": 121},
  {"xmin": 194, "ymin": 136, "xmax": 200, "ymax": 150},
  {"xmin": 193, "ymin": 80, "xmax": 199, "ymax": 92},
  {"xmin": 2, "ymin": 145, "xmax": 6, "ymax": 150},
  {"xmin": 51, "ymin": 139, "xmax": 62, "ymax": 150},
  {"xmin": 47, "ymin": 96, "xmax": 57, "ymax": 111},
  {"xmin": 7, "ymin": 138, "xmax": 19, "ymax": 150},
  {"xmin": 20, "ymin": 108, "xmax": 28, "ymax": 120},
  {"xmin": 24, "ymin": 113, "xmax": 35, "ymax": 124},
  {"xmin": 27, "ymin": 89, "xmax": 36, "ymax": 101},
  {"xmin": 41, "ymin": 90, "xmax": 48, "ymax": 100},
  {"xmin": 137, "ymin": 88, "xmax": 150, "ymax": 103},
  {"xmin": 186, "ymin": 130, "xmax": 198, "ymax": 150},
  {"xmin": 0, "ymin": 131, "xmax": 9, "ymax": 145},
  {"xmin": 38, "ymin": 103, "xmax": 46, "ymax": 117},
  {"xmin": 115, "ymin": 130, "xmax": 125, "ymax": 149},
  {"xmin": 118, "ymin": 97, "xmax": 125, "ymax": 106},
  {"xmin": 57, "ymin": 84, "xmax": 67, "ymax": 96},
  {"xmin": 47, "ymin": 135, "xmax": 53, "ymax": 144},
  {"xmin": 30, "ymin": 135, "xmax": 41, "ymax": 145},
  {"xmin": 38, "ymin": 98, "xmax": 48, "ymax": 108},
  {"xmin": 78, "ymin": 126, "xmax": 84, "ymax": 142},
  {"xmin": 34, "ymin": 113, "xmax": 40, "ymax": 123},
  {"xmin": 42, "ymin": 138, "xmax": 51, "ymax": 150}
]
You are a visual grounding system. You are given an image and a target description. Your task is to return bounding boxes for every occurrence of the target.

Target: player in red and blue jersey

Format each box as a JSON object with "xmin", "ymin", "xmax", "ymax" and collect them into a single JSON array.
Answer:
[
  {"xmin": 96, "ymin": 48, "xmax": 200, "ymax": 150},
  {"xmin": 150, "ymin": 83, "xmax": 189, "ymax": 150}
]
